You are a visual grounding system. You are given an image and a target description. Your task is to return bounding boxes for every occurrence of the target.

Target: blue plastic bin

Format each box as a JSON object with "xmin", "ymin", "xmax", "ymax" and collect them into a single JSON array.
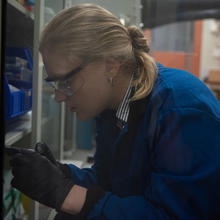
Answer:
[
  {"xmin": 8, "ymin": 79, "xmax": 32, "ymax": 110},
  {"xmin": 4, "ymin": 47, "xmax": 33, "ymax": 122},
  {"xmin": 4, "ymin": 76, "xmax": 26, "ymax": 122},
  {"xmin": 76, "ymin": 119, "xmax": 94, "ymax": 150},
  {"xmin": 5, "ymin": 47, "xmax": 33, "ymax": 85}
]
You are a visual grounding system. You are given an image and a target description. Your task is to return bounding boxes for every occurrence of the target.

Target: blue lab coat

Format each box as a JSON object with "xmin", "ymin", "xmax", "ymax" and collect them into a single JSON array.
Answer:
[{"xmin": 67, "ymin": 63, "xmax": 220, "ymax": 220}]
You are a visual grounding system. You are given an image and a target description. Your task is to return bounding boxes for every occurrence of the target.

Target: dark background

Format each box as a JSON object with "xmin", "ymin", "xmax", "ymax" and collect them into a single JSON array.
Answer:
[{"xmin": 142, "ymin": 0, "xmax": 220, "ymax": 28}]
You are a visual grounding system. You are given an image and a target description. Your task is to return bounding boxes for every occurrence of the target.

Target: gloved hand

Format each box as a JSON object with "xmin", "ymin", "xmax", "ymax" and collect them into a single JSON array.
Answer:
[
  {"xmin": 9, "ymin": 149, "xmax": 75, "ymax": 211},
  {"xmin": 34, "ymin": 142, "xmax": 72, "ymax": 178},
  {"xmin": 34, "ymin": 142, "xmax": 75, "ymax": 219},
  {"xmin": 56, "ymin": 161, "xmax": 72, "ymax": 178}
]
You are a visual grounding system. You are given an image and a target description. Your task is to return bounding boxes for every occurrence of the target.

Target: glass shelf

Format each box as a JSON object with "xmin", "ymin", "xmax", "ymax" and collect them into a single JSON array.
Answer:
[{"xmin": 5, "ymin": 111, "xmax": 32, "ymax": 146}]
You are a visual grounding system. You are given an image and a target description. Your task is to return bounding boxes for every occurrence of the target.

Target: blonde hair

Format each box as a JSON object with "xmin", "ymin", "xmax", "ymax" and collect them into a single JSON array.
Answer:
[{"xmin": 39, "ymin": 4, "xmax": 158, "ymax": 101}]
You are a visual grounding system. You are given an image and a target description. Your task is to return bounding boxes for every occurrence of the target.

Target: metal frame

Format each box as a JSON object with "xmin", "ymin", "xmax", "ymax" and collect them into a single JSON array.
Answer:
[
  {"xmin": 30, "ymin": 0, "xmax": 44, "ymax": 219},
  {"xmin": 59, "ymin": 102, "xmax": 66, "ymax": 161}
]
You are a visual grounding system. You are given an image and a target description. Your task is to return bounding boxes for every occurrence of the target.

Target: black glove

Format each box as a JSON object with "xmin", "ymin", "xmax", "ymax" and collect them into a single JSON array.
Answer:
[
  {"xmin": 35, "ymin": 142, "xmax": 72, "ymax": 178},
  {"xmin": 9, "ymin": 149, "xmax": 75, "ymax": 211},
  {"xmin": 34, "ymin": 142, "xmax": 75, "ymax": 219}
]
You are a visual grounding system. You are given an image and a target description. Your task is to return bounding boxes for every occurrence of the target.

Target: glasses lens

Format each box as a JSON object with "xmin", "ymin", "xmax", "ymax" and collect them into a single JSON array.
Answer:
[
  {"xmin": 43, "ymin": 65, "xmax": 85, "ymax": 96},
  {"xmin": 57, "ymin": 80, "xmax": 67, "ymax": 90},
  {"xmin": 54, "ymin": 75, "xmax": 84, "ymax": 96},
  {"xmin": 56, "ymin": 81, "xmax": 72, "ymax": 96}
]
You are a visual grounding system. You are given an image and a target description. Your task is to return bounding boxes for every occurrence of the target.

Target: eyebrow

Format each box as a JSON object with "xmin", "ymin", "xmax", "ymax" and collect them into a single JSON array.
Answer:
[{"xmin": 45, "ymin": 65, "xmax": 84, "ymax": 82}]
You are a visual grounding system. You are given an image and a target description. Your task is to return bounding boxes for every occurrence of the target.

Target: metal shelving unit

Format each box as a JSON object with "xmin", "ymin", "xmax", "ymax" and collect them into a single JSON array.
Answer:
[
  {"xmin": 6, "ymin": 0, "xmax": 34, "ymax": 51},
  {"xmin": 5, "ymin": 0, "xmax": 34, "ymax": 147},
  {"xmin": 4, "ymin": 1, "xmax": 34, "ymax": 220}
]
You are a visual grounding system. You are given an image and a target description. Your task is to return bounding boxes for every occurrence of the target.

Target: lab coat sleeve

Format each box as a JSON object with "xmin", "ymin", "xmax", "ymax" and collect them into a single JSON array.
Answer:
[
  {"xmin": 86, "ymin": 108, "xmax": 220, "ymax": 220},
  {"xmin": 65, "ymin": 164, "xmax": 98, "ymax": 188},
  {"xmin": 65, "ymin": 141, "xmax": 110, "ymax": 188},
  {"xmin": 65, "ymin": 114, "xmax": 112, "ymax": 188}
]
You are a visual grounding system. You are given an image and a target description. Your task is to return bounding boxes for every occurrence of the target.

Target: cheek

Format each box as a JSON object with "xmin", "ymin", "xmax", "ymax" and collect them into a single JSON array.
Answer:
[{"xmin": 75, "ymin": 82, "xmax": 111, "ymax": 117}]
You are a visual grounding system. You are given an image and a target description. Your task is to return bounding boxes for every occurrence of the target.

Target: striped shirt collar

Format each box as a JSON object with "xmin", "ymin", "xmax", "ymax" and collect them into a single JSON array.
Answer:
[{"xmin": 116, "ymin": 75, "xmax": 133, "ymax": 124}]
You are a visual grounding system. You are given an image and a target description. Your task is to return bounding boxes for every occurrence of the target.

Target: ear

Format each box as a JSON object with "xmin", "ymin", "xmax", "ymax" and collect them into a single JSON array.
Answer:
[{"xmin": 105, "ymin": 58, "xmax": 121, "ymax": 78}]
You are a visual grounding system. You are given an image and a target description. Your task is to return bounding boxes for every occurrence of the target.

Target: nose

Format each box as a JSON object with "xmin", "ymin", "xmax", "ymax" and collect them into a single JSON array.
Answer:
[{"xmin": 54, "ymin": 90, "xmax": 67, "ymax": 103}]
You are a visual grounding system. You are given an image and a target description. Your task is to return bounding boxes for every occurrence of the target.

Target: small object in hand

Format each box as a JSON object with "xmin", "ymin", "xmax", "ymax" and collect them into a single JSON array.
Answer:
[{"xmin": 4, "ymin": 145, "xmax": 35, "ymax": 156}]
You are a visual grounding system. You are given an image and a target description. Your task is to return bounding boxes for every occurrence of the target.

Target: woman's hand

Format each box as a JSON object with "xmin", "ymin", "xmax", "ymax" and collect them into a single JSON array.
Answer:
[{"xmin": 9, "ymin": 149, "xmax": 75, "ymax": 211}]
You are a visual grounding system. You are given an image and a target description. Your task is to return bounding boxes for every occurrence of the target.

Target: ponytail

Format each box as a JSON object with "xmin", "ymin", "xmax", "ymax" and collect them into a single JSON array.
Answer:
[{"xmin": 127, "ymin": 26, "xmax": 158, "ymax": 101}]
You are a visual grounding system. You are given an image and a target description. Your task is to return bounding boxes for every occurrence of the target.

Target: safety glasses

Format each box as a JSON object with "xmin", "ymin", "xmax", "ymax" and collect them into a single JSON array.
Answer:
[{"xmin": 44, "ymin": 64, "xmax": 86, "ymax": 96}]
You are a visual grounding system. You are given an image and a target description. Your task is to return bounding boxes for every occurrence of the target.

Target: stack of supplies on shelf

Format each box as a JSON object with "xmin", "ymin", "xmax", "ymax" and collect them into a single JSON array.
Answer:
[
  {"xmin": 5, "ymin": 56, "xmax": 32, "ymax": 82},
  {"xmin": 4, "ymin": 47, "xmax": 33, "ymax": 122},
  {"xmin": 16, "ymin": 0, "xmax": 35, "ymax": 12}
]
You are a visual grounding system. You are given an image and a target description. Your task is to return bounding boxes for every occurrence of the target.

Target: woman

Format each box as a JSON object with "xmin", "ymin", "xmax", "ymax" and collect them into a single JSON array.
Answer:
[{"xmin": 9, "ymin": 4, "xmax": 220, "ymax": 220}]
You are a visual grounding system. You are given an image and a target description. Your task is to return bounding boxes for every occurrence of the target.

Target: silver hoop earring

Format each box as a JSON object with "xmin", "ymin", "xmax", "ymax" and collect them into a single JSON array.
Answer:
[{"xmin": 108, "ymin": 77, "xmax": 113, "ymax": 86}]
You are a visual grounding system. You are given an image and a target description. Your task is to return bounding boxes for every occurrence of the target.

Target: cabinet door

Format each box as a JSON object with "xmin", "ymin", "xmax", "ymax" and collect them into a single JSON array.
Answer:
[
  {"xmin": 31, "ymin": 0, "xmax": 65, "ymax": 219},
  {"xmin": 32, "ymin": 0, "xmax": 65, "ymax": 166},
  {"xmin": 42, "ymin": 1, "xmax": 66, "ymax": 158}
]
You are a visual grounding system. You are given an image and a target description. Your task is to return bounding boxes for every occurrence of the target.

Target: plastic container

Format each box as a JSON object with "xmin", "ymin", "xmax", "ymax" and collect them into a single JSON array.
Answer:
[
  {"xmin": 5, "ymin": 56, "xmax": 28, "ymax": 66},
  {"xmin": 4, "ymin": 76, "xmax": 25, "ymax": 121},
  {"xmin": 5, "ymin": 47, "xmax": 33, "ymax": 71},
  {"xmin": 4, "ymin": 47, "xmax": 33, "ymax": 122},
  {"xmin": 5, "ymin": 66, "xmax": 32, "ymax": 82},
  {"xmin": 4, "ymin": 76, "xmax": 32, "ymax": 122},
  {"xmin": 76, "ymin": 119, "xmax": 94, "ymax": 150},
  {"xmin": 9, "ymin": 79, "xmax": 32, "ymax": 111},
  {"xmin": 5, "ymin": 48, "xmax": 33, "ymax": 83}
]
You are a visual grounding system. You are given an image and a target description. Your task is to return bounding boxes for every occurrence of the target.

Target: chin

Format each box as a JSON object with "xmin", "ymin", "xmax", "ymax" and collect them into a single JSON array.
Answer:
[
  {"xmin": 76, "ymin": 107, "xmax": 104, "ymax": 121},
  {"xmin": 76, "ymin": 112, "xmax": 94, "ymax": 121}
]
